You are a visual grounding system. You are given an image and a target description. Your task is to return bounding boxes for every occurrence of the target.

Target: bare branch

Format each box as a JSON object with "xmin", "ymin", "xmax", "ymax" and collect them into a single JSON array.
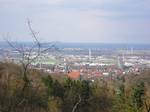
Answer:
[
  {"xmin": 27, "ymin": 19, "xmax": 41, "ymax": 48},
  {"xmin": 72, "ymin": 95, "xmax": 82, "ymax": 112},
  {"xmin": 41, "ymin": 44, "xmax": 56, "ymax": 53},
  {"xmin": 1, "ymin": 19, "xmax": 59, "ymax": 112},
  {"xmin": 144, "ymin": 99, "xmax": 150, "ymax": 112},
  {"xmin": 5, "ymin": 39, "xmax": 22, "ymax": 54}
]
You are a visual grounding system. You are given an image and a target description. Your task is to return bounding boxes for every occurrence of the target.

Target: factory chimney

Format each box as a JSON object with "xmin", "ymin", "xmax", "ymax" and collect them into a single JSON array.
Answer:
[{"xmin": 89, "ymin": 48, "xmax": 91, "ymax": 61}]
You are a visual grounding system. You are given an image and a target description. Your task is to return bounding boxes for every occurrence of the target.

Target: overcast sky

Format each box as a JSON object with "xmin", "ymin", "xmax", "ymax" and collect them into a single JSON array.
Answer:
[{"xmin": 0, "ymin": 0, "xmax": 150, "ymax": 43}]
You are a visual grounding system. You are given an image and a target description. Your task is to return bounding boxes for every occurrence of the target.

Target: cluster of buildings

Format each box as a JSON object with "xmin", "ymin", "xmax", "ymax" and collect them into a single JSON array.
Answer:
[{"xmin": 1, "ymin": 47, "xmax": 150, "ymax": 81}]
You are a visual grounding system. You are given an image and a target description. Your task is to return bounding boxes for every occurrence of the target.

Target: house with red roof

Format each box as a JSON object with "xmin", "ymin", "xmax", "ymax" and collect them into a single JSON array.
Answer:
[{"xmin": 68, "ymin": 71, "xmax": 80, "ymax": 80}]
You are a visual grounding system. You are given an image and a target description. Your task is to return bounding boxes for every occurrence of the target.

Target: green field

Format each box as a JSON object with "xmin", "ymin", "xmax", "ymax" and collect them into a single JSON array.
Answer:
[{"xmin": 33, "ymin": 57, "xmax": 58, "ymax": 65}]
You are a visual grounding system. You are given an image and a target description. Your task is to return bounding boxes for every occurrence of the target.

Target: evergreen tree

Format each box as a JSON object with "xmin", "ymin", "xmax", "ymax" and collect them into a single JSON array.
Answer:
[{"xmin": 131, "ymin": 82, "xmax": 145, "ymax": 112}]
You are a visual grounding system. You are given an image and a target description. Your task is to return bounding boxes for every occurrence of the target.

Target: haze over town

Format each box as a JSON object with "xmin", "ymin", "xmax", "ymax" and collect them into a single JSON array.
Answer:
[
  {"xmin": 0, "ymin": 0, "xmax": 150, "ymax": 43},
  {"xmin": 1, "ymin": 1, "xmax": 150, "ymax": 112}
]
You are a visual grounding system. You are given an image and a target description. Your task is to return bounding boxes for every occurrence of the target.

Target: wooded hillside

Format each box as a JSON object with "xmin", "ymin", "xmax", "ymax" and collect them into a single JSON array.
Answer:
[{"xmin": 0, "ymin": 62, "xmax": 150, "ymax": 112}]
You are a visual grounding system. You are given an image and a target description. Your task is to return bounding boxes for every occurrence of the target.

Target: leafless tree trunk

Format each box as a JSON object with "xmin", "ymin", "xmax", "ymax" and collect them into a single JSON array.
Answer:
[
  {"xmin": 144, "ymin": 99, "xmax": 150, "ymax": 112},
  {"xmin": 1, "ymin": 19, "xmax": 57, "ymax": 112},
  {"xmin": 72, "ymin": 95, "xmax": 81, "ymax": 112}
]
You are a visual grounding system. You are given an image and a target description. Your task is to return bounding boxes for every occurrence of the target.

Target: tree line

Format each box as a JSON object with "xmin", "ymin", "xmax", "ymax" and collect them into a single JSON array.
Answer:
[{"xmin": 0, "ymin": 62, "xmax": 150, "ymax": 112}]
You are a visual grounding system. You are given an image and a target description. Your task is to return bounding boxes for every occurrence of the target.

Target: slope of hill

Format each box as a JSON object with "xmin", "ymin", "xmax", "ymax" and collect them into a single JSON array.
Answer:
[{"xmin": 0, "ymin": 62, "xmax": 150, "ymax": 112}]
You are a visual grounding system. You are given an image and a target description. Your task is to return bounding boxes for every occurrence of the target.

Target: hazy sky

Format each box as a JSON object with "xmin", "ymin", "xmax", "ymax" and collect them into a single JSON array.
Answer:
[{"xmin": 0, "ymin": 0, "xmax": 150, "ymax": 43}]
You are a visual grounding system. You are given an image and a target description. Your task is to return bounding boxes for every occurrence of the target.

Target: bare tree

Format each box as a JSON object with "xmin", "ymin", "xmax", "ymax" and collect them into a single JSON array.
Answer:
[
  {"xmin": 144, "ymin": 97, "xmax": 150, "ymax": 112},
  {"xmin": 0, "ymin": 19, "xmax": 57, "ymax": 112},
  {"xmin": 5, "ymin": 20, "xmax": 57, "ymax": 90},
  {"xmin": 72, "ymin": 95, "xmax": 82, "ymax": 112}
]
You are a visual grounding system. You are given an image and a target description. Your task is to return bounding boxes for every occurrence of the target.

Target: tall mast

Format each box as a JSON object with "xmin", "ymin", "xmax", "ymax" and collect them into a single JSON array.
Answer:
[{"xmin": 89, "ymin": 48, "xmax": 91, "ymax": 61}]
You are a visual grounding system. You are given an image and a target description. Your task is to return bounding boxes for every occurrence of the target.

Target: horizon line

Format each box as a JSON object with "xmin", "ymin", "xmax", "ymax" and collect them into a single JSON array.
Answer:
[{"xmin": 0, "ymin": 41, "xmax": 150, "ymax": 45}]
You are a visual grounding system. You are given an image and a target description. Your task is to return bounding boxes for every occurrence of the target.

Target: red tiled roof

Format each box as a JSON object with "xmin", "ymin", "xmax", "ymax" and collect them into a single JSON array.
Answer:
[
  {"xmin": 68, "ymin": 71, "xmax": 80, "ymax": 79},
  {"xmin": 95, "ymin": 72, "xmax": 102, "ymax": 77}
]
